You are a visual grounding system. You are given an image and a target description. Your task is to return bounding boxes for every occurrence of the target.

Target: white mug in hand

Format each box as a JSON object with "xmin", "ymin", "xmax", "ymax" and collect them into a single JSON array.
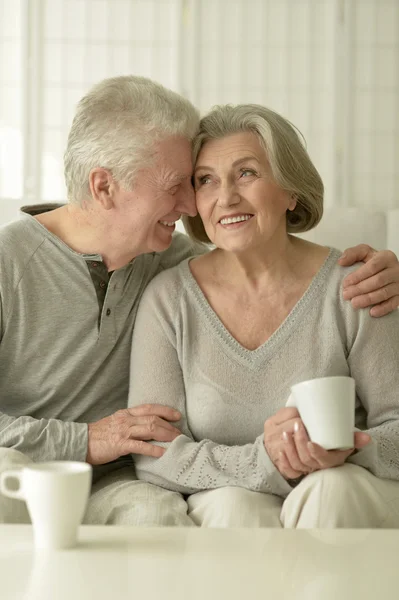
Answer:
[
  {"xmin": 0, "ymin": 461, "xmax": 92, "ymax": 550},
  {"xmin": 287, "ymin": 376, "xmax": 355, "ymax": 450}
]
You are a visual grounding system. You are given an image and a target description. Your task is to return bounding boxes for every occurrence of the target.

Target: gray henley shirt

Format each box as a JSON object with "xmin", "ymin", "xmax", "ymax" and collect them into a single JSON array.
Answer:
[{"xmin": 0, "ymin": 205, "xmax": 203, "ymax": 480}]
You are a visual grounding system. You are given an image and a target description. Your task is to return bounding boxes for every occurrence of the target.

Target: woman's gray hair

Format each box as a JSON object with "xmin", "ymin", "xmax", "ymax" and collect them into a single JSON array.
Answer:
[
  {"xmin": 183, "ymin": 104, "xmax": 323, "ymax": 243},
  {"xmin": 64, "ymin": 75, "xmax": 200, "ymax": 204}
]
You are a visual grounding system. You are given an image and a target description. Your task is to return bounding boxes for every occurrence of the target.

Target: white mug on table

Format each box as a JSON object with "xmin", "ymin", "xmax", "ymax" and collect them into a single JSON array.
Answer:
[
  {"xmin": 286, "ymin": 376, "xmax": 355, "ymax": 450},
  {"xmin": 0, "ymin": 461, "xmax": 92, "ymax": 550}
]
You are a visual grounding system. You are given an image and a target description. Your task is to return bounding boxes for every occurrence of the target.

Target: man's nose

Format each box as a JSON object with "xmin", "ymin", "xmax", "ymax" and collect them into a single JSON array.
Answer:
[{"xmin": 178, "ymin": 187, "xmax": 197, "ymax": 217}]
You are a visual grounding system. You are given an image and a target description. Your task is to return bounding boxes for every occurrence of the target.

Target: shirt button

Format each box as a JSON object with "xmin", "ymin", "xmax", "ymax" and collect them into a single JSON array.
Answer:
[
  {"xmin": 106, "ymin": 308, "xmax": 111, "ymax": 316},
  {"xmin": 99, "ymin": 281, "xmax": 107, "ymax": 289}
]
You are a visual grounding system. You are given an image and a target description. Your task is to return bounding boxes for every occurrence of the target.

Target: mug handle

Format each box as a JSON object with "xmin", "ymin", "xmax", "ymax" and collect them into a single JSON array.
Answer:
[
  {"xmin": 0, "ymin": 469, "xmax": 25, "ymax": 500},
  {"xmin": 285, "ymin": 394, "xmax": 296, "ymax": 408}
]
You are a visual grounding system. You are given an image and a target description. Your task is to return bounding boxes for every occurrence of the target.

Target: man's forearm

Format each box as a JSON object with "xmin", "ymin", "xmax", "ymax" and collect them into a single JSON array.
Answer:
[{"xmin": 0, "ymin": 411, "xmax": 88, "ymax": 462}]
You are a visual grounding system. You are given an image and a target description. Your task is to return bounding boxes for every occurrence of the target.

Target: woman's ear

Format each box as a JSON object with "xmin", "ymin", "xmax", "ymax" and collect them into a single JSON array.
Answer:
[{"xmin": 288, "ymin": 193, "xmax": 297, "ymax": 212}]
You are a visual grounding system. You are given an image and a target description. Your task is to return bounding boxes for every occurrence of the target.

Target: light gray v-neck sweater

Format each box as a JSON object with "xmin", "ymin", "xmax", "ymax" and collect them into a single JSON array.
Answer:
[{"xmin": 128, "ymin": 248, "xmax": 399, "ymax": 498}]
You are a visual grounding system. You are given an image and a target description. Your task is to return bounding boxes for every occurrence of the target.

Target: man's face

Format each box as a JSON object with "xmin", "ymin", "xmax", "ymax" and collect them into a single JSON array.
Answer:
[{"xmin": 113, "ymin": 136, "xmax": 197, "ymax": 254}]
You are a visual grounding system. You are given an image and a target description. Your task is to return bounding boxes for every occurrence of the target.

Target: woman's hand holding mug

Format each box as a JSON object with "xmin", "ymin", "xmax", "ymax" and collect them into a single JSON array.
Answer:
[
  {"xmin": 264, "ymin": 407, "xmax": 320, "ymax": 480},
  {"xmin": 263, "ymin": 407, "xmax": 371, "ymax": 482}
]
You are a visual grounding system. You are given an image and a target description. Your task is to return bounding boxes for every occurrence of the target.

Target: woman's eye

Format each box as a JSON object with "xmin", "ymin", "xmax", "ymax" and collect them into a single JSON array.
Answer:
[
  {"xmin": 197, "ymin": 175, "xmax": 211, "ymax": 185},
  {"xmin": 240, "ymin": 168, "xmax": 256, "ymax": 178}
]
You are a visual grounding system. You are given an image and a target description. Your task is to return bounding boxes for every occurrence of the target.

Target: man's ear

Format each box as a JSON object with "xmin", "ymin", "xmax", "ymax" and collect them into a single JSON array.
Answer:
[{"xmin": 89, "ymin": 168, "xmax": 115, "ymax": 210}]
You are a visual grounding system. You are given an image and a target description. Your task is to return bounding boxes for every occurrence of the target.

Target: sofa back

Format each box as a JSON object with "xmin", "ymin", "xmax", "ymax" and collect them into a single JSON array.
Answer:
[{"xmin": 298, "ymin": 208, "xmax": 399, "ymax": 257}]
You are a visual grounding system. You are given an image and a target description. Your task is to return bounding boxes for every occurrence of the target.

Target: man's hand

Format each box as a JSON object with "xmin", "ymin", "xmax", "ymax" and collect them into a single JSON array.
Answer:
[
  {"xmin": 339, "ymin": 244, "xmax": 399, "ymax": 317},
  {"xmin": 86, "ymin": 404, "xmax": 182, "ymax": 465}
]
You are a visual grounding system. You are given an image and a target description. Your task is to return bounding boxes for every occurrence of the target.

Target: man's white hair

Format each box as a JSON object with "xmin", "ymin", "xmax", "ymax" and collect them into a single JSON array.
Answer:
[{"xmin": 64, "ymin": 75, "xmax": 200, "ymax": 204}]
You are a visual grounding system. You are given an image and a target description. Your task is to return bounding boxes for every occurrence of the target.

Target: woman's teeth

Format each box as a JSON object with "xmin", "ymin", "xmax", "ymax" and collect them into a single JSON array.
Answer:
[
  {"xmin": 159, "ymin": 221, "xmax": 175, "ymax": 227},
  {"xmin": 219, "ymin": 215, "xmax": 252, "ymax": 225}
]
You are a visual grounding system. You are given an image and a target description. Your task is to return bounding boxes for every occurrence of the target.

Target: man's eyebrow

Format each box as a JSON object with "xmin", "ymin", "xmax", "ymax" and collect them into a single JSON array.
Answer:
[
  {"xmin": 195, "ymin": 156, "xmax": 260, "ymax": 173},
  {"xmin": 163, "ymin": 177, "xmax": 186, "ymax": 187},
  {"xmin": 169, "ymin": 173, "xmax": 192, "ymax": 182}
]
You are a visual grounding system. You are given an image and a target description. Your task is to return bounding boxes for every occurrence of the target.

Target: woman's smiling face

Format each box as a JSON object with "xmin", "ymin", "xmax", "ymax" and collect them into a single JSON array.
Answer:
[{"xmin": 193, "ymin": 131, "xmax": 296, "ymax": 253}]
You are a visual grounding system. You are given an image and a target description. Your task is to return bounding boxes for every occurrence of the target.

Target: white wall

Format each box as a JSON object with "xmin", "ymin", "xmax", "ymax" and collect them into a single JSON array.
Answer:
[{"xmin": 0, "ymin": 0, "xmax": 398, "ymax": 213}]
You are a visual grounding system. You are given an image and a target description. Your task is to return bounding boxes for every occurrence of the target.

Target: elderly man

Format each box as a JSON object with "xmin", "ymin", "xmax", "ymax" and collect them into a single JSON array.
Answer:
[{"xmin": 0, "ymin": 75, "xmax": 398, "ymax": 526}]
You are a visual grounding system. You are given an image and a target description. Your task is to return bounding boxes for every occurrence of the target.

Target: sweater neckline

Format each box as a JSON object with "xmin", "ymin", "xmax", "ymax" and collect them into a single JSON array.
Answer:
[{"xmin": 181, "ymin": 247, "xmax": 339, "ymax": 366}]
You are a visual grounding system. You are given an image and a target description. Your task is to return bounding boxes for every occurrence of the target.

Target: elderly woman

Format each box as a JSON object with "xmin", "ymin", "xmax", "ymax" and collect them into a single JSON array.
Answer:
[{"xmin": 128, "ymin": 104, "xmax": 399, "ymax": 528}]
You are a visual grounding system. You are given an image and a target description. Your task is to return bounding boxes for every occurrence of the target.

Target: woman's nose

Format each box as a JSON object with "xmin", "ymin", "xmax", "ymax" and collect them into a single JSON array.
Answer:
[{"xmin": 217, "ymin": 183, "xmax": 240, "ymax": 207}]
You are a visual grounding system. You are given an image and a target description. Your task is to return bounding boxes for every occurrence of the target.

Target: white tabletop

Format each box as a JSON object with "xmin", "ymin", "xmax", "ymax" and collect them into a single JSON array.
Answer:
[{"xmin": 1, "ymin": 525, "xmax": 399, "ymax": 600}]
